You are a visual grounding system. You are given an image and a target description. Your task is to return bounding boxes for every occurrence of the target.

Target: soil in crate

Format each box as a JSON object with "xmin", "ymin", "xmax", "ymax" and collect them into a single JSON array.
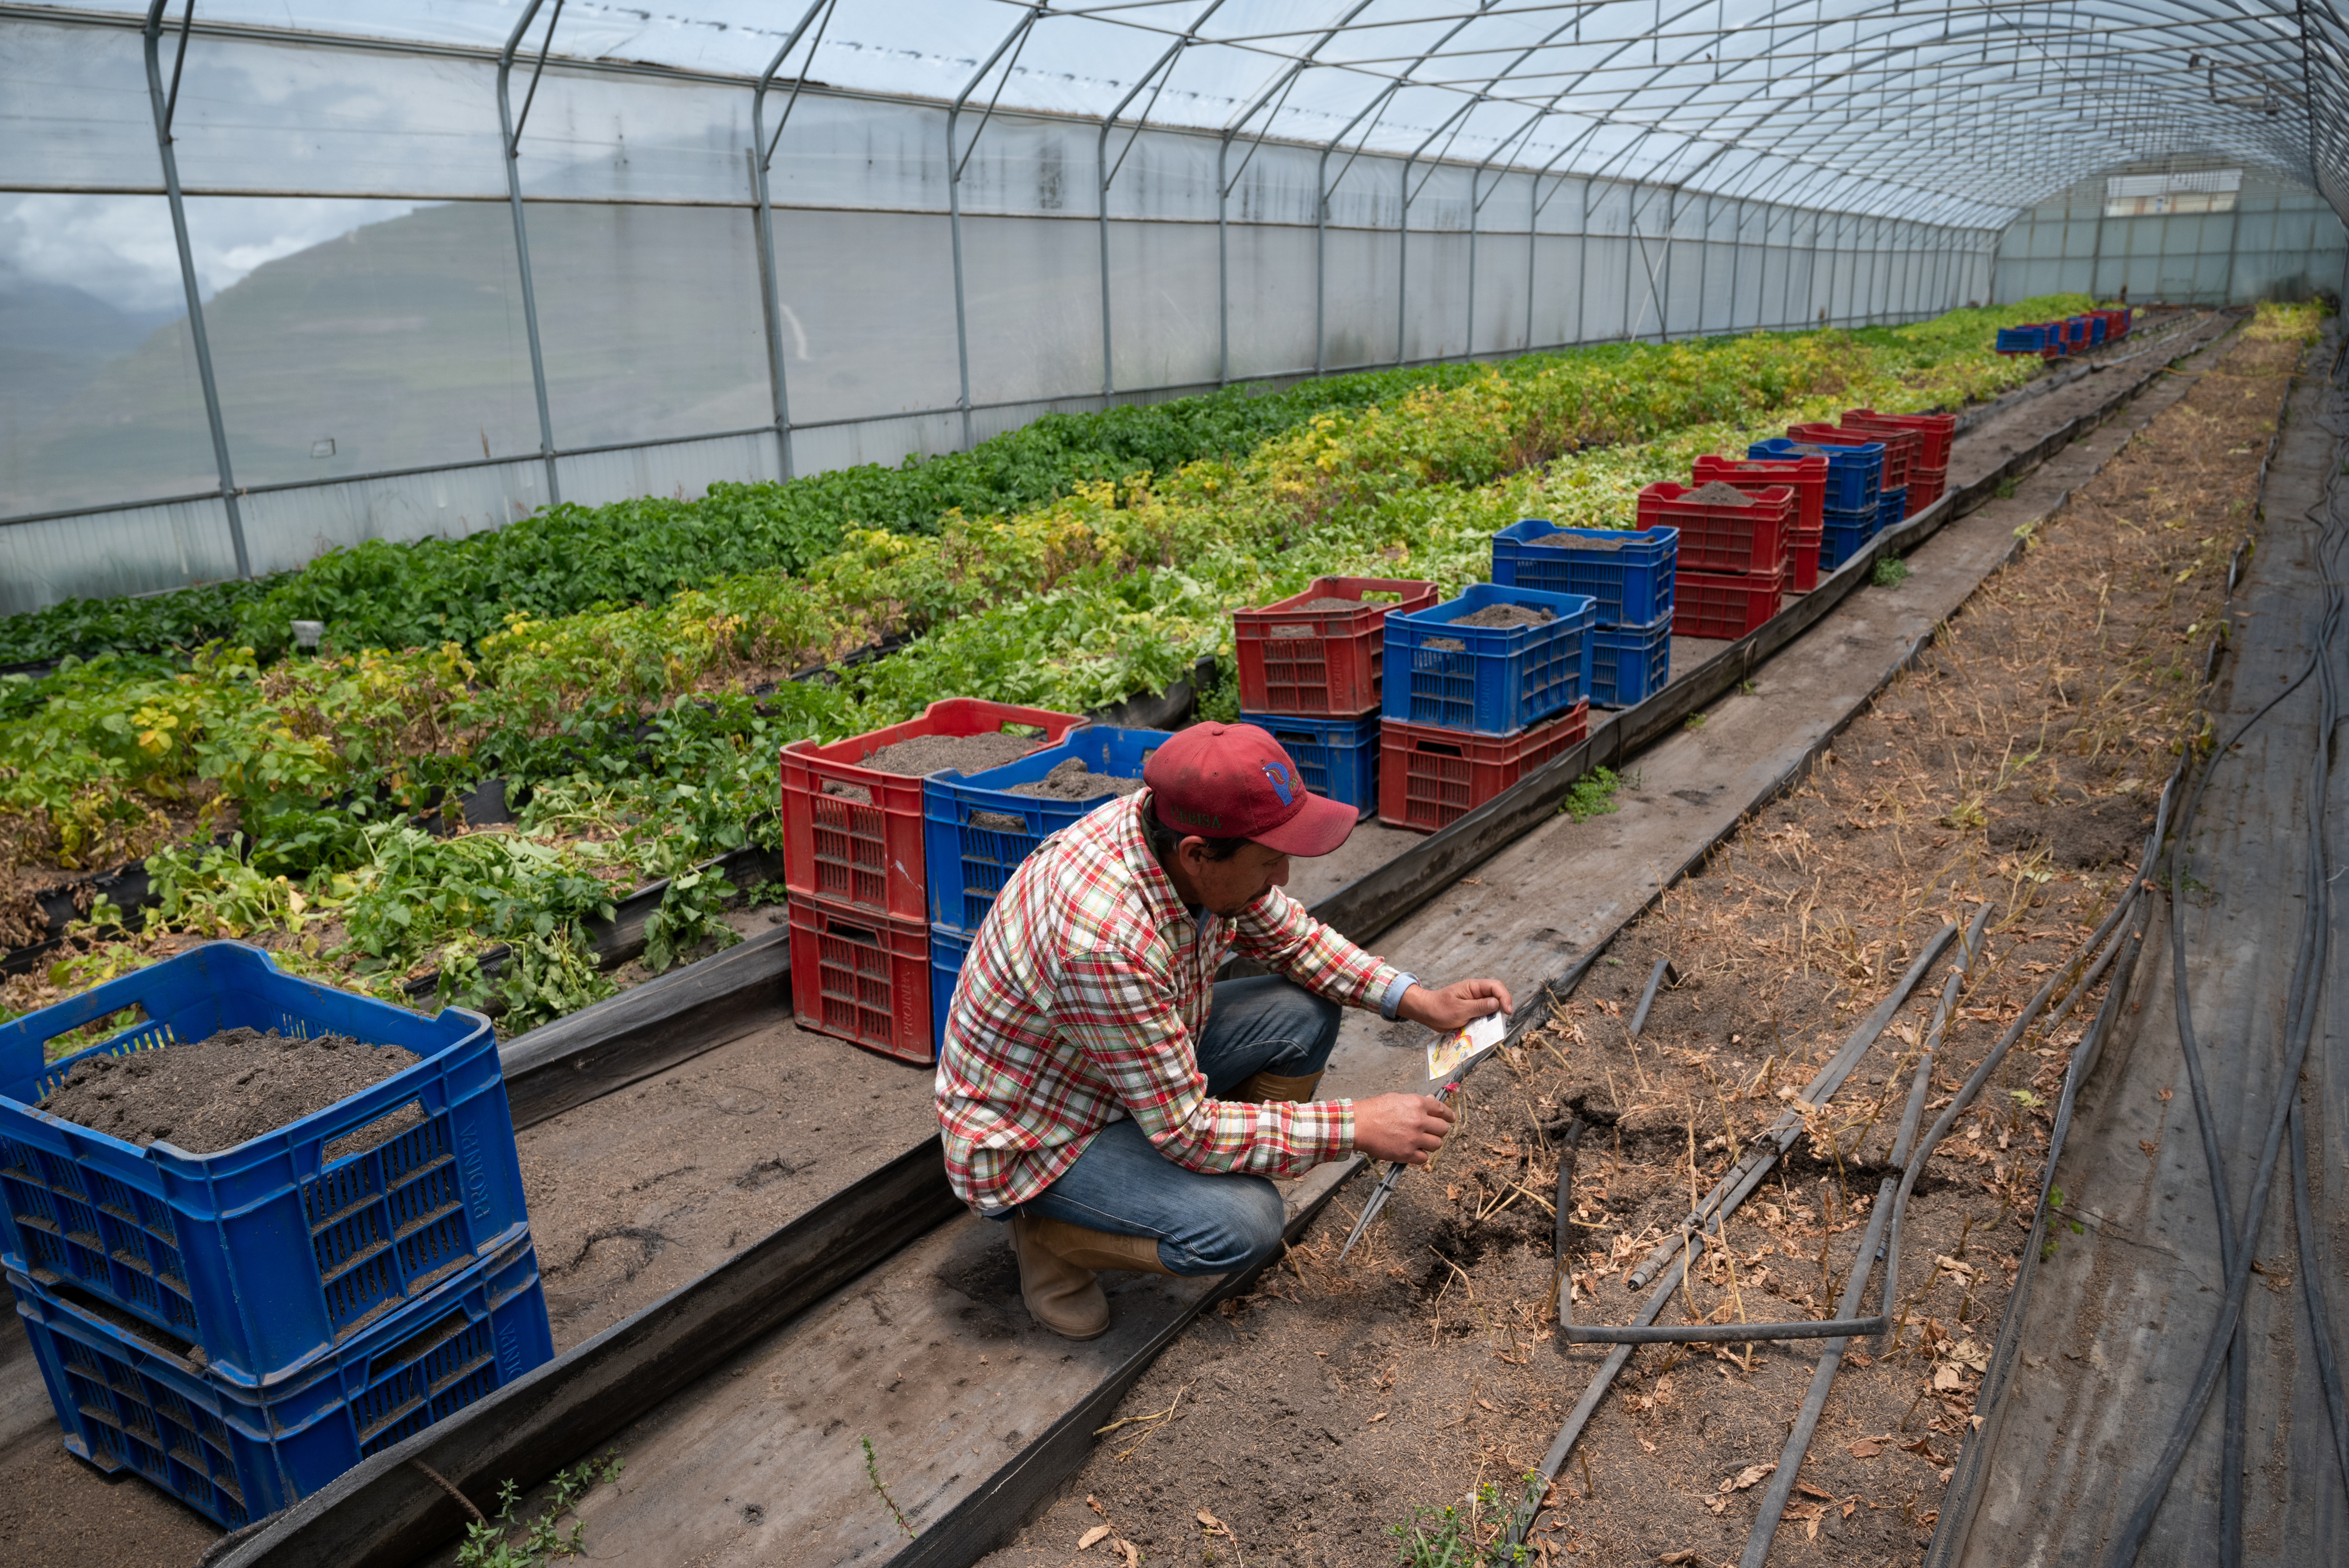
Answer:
[
  {"xmin": 818, "ymin": 729, "xmax": 1046, "ymax": 805},
  {"xmin": 1273, "ymin": 595, "xmax": 1376, "ymax": 623},
  {"xmin": 1427, "ymin": 601, "xmax": 1555, "ymax": 650},
  {"xmin": 37, "ymin": 1027, "xmax": 421, "ymax": 1156},
  {"xmin": 1683, "ymin": 479, "xmax": 1755, "ymax": 506},
  {"xmin": 1005, "ymin": 758, "xmax": 1148, "ymax": 803}
]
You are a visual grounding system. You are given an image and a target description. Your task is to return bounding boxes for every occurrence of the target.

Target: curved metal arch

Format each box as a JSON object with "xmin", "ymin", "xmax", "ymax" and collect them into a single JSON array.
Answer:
[{"xmin": 749, "ymin": 0, "xmax": 835, "ymax": 479}]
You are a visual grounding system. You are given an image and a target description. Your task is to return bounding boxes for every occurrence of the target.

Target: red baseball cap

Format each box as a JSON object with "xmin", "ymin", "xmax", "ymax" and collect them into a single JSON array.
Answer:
[{"xmin": 1143, "ymin": 722, "xmax": 1358, "ymax": 857}]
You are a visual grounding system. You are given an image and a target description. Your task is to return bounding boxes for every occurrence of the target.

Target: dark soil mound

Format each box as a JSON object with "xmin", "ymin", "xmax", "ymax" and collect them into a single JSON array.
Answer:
[
  {"xmin": 1685, "ymin": 479, "xmax": 1754, "ymax": 506},
  {"xmin": 1006, "ymin": 757, "xmax": 1146, "ymax": 802},
  {"xmin": 1455, "ymin": 602, "xmax": 1555, "ymax": 631},
  {"xmin": 1987, "ymin": 793, "xmax": 2154, "ymax": 868},
  {"xmin": 41, "ymin": 1027, "xmax": 423, "ymax": 1155},
  {"xmin": 822, "ymin": 729, "xmax": 1047, "ymax": 804}
]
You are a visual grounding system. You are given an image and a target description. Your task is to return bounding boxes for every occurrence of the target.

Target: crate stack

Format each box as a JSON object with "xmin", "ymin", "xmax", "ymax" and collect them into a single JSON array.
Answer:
[
  {"xmin": 1636, "ymin": 476, "xmax": 1797, "ymax": 638},
  {"xmin": 1692, "ymin": 454, "xmax": 1827, "ymax": 592},
  {"xmin": 1231, "ymin": 577, "xmax": 1436, "ymax": 827},
  {"xmin": 780, "ymin": 698, "xmax": 1085, "ymax": 1063},
  {"xmin": 1492, "ymin": 520, "xmax": 1676, "ymax": 703},
  {"xmin": 1756, "ymin": 433, "xmax": 1886, "ymax": 572},
  {"xmin": 1845, "ymin": 409, "xmax": 1956, "ymax": 515},
  {"xmin": 1377, "ymin": 576, "xmax": 1598, "ymax": 835},
  {"xmin": 923, "ymin": 726, "xmax": 1173, "ymax": 1045},
  {"xmin": 1792, "ymin": 418, "xmax": 1920, "ymax": 527},
  {"xmin": 0, "ymin": 943, "xmax": 553, "ymax": 1530},
  {"xmin": 1998, "ymin": 309, "xmax": 2128, "ymax": 360}
]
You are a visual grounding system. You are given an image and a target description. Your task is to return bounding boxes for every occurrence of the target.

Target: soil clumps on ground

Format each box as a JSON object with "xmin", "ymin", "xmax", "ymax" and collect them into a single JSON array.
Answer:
[
  {"xmin": 979, "ymin": 322, "xmax": 2293, "ymax": 1568},
  {"xmin": 1007, "ymin": 758, "xmax": 1147, "ymax": 802},
  {"xmin": 40, "ymin": 1028, "xmax": 421, "ymax": 1155}
]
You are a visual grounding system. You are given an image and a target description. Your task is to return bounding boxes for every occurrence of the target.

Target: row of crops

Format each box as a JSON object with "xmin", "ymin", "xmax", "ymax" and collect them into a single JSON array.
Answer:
[{"xmin": 0, "ymin": 297, "xmax": 2095, "ymax": 1039}]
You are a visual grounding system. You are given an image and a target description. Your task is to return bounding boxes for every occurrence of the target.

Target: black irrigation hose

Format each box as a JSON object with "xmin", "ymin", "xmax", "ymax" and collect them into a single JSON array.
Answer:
[
  {"xmin": 2103, "ymin": 364, "xmax": 2349, "ymax": 1567},
  {"xmin": 1563, "ymin": 906, "xmax": 1991, "ymax": 1348}
]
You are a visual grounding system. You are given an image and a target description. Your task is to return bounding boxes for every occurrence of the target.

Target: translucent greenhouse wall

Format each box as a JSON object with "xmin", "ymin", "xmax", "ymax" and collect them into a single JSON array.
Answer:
[
  {"xmin": 1994, "ymin": 162, "xmax": 2348, "ymax": 306},
  {"xmin": 1, "ymin": 18, "xmax": 2007, "ymax": 615}
]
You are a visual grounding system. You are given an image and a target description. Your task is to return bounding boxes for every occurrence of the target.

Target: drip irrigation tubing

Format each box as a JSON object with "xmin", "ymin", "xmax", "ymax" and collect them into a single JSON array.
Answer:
[
  {"xmin": 1507, "ymin": 622, "xmax": 2203, "ymax": 1552},
  {"xmin": 2099, "ymin": 348, "xmax": 2349, "ymax": 1568}
]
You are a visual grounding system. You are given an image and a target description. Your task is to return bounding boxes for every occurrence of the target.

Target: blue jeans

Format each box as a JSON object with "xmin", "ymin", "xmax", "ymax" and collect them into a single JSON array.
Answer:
[{"xmin": 1009, "ymin": 976, "xmax": 1342, "ymax": 1276}]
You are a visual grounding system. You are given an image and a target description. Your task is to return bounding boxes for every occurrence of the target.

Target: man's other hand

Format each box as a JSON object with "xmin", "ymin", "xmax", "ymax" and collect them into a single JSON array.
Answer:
[
  {"xmin": 1396, "ymin": 977, "xmax": 1514, "ymax": 1032},
  {"xmin": 1353, "ymin": 1092, "xmax": 1457, "ymax": 1164}
]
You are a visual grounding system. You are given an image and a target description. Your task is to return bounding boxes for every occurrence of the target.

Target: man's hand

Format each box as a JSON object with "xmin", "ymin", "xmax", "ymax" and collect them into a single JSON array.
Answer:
[
  {"xmin": 1353, "ymin": 1092, "xmax": 1457, "ymax": 1164},
  {"xmin": 1396, "ymin": 977, "xmax": 1515, "ymax": 1032}
]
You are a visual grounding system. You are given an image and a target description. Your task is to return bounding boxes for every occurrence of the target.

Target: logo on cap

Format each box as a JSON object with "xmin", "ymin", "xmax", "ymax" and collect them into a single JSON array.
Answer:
[{"xmin": 1260, "ymin": 759, "xmax": 1294, "ymax": 806}]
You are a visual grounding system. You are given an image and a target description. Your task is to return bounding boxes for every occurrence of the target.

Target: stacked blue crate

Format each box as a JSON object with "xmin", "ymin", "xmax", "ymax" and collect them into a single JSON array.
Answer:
[
  {"xmin": 0, "ymin": 943, "xmax": 552, "ymax": 1527},
  {"xmin": 1489, "ymin": 521, "xmax": 1674, "ymax": 707}
]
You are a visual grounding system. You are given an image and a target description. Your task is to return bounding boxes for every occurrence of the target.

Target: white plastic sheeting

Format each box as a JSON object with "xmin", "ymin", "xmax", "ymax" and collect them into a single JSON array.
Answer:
[{"xmin": 4, "ymin": 0, "xmax": 2342, "ymax": 610}]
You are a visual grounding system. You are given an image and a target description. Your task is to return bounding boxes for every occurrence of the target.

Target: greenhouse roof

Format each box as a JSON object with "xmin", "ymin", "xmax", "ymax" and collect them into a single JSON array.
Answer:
[{"xmin": 23, "ymin": 0, "xmax": 2349, "ymax": 228}]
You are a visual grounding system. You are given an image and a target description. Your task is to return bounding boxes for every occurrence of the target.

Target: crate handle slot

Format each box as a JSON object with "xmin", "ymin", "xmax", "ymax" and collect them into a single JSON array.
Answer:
[
  {"xmin": 1413, "ymin": 741, "xmax": 1465, "ymax": 758},
  {"xmin": 828, "ymin": 920, "xmax": 879, "ymax": 946},
  {"xmin": 323, "ymin": 1098, "xmax": 426, "ymax": 1166},
  {"xmin": 368, "ymin": 1304, "xmax": 472, "ymax": 1384}
]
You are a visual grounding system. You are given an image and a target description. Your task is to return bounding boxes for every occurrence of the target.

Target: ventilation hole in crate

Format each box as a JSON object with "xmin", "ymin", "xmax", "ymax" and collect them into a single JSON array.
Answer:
[
  {"xmin": 325, "ymin": 1099, "xmax": 425, "ymax": 1164},
  {"xmin": 51, "ymin": 1278, "xmax": 201, "ymax": 1363},
  {"xmin": 368, "ymin": 1306, "xmax": 469, "ymax": 1385}
]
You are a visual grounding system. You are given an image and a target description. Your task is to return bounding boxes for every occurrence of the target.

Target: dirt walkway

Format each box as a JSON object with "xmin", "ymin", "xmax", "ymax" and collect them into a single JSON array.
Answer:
[{"xmin": 975, "ymin": 322, "xmax": 2309, "ymax": 1568}]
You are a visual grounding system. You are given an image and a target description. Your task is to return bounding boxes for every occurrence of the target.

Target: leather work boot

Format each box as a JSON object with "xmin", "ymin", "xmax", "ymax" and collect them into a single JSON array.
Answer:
[
  {"xmin": 1233, "ymin": 1069, "xmax": 1323, "ymax": 1103},
  {"xmin": 1010, "ymin": 1215, "xmax": 1172, "ymax": 1340}
]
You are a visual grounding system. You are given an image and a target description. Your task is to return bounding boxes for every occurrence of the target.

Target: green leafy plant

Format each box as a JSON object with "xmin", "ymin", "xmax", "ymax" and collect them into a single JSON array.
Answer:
[
  {"xmin": 863, "ymin": 1435, "xmax": 918, "ymax": 1539},
  {"xmin": 1684, "ymin": 712, "xmax": 1707, "ymax": 732},
  {"xmin": 454, "ymin": 1451, "xmax": 624, "ymax": 1568},
  {"xmin": 1390, "ymin": 1472, "xmax": 1547, "ymax": 1566},
  {"xmin": 1873, "ymin": 556, "xmax": 1912, "ymax": 588},
  {"xmin": 1560, "ymin": 766, "xmax": 1622, "ymax": 822}
]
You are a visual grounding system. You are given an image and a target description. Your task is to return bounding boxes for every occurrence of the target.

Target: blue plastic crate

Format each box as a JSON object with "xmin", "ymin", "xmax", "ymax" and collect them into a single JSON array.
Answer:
[
  {"xmin": 1748, "ymin": 438, "xmax": 1881, "ymax": 511},
  {"xmin": 1241, "ymin": 711, "xmax": 1381, "ymax": 814},
  {"xmin": 1382, "ymin": 584, "xmax": 1596, "ymax": 736},
  {"xmin": 1876, "ymin": 487, "xmax": 1907, "ymax": 534},
  {"xmin": 0, "ymin": 943, "xmax": 528, "ymax": 1390},
  {"xmin": 9, "ymin": 1232, "xmax": 549, "ymax": 1529},
  {"xmin": 929, "ymin": 923, "xmax": 973, "ymax": 1057},
  {"xmin": 1587, "ymin": 617, "xmax": 1673, "ymax": 708},
  {"xmin": 1488, "ymin": 521, "xmax": 1677, "ymax": 627},
  {"xmin": 924, "ymin": 727, "xmax": 1173, "ymax": 935},
  {"xmin": 1820, "ymin": 518, "xmax": 1872, "ymax": 573},
  {"xmin": 1995, "ymin": 324, "xmax": 2048, "ymax": 353}
]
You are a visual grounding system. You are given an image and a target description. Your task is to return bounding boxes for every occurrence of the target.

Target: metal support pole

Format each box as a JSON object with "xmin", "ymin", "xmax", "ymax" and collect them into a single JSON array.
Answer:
[
  {"xmin": 749, "ymin": 0, "xmax": 831, "ymax": 482},
  {"xmin": 2223, "ymin": 197, "xmax": 2244, "ymax": 304},
  {"xmin": 496, "ymin": 0, "xmax": 562, "ymax": 508},
  {"xmin": 946, "ymin": 9, "xmax": 1042, "ymax": 451},
  {"xmin": 141, "ymin": 0, "xmax": 249, "ymax": 578},
  {"xmin": 1395, "ymin": 154, "xmax": 1411, "ymax": 366},
  {"xmin": 1727, "ymin": 198, "xmax": 1745, "ymax": 333},
  {"xmin": 1216, "ymin": 136, "xmax": 1232, "ymax": 385},
  {"xmin": 1526, "ymin": 170, "xmax": 1540, "ymax": 351},
  {"xmin": 1098, "ymin": 5, "xmax": 1226, "ymax": 399},
  {"xmin": 1696, "ymin": 193, "xmax": 1712, "ymax": 336},
  {"xmin": 2088, "ymin": 196, "xmax": 2107, "ymax": 301}
]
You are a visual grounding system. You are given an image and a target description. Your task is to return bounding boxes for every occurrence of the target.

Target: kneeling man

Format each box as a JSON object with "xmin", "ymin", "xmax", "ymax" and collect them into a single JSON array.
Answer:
[{"xmin": 936, "ymin": 722, "xmax": 1511, "ymax": 1338}]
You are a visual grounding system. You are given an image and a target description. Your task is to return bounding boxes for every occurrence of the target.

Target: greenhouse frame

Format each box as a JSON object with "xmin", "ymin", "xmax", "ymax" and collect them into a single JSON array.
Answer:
[{"xmin": 2, "ymin": 0, "xmax": 2345, "ymax": 614}]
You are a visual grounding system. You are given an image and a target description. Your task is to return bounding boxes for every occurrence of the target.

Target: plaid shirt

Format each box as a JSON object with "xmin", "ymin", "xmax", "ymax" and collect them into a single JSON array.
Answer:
[{"xmin": 936, "ymin": 791, "xmax": 1404, "ymax": 1214}]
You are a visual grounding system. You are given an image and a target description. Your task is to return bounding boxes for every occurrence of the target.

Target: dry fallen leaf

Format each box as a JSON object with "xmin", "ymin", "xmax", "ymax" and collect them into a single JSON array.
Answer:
[
  {"xmin": 1903, "ymin": 1437, "xmax": 1942, "ymax": 1461},
  {"xmin": 1933, "ymin": 1364, "xmax": 1966, "ymax": 1391},
  {"xmin": 1087, "ymin": 1496, "xmax": 1107, "ymax": 1518},
  {"xmin": 1197, "ymin": 1511, "xmax": 1224, "ymax": 1532},
  {"xmin": 1659, "ymin": 1551, "xmax": 1707, "ymax": 1565},
  {"xmin": 2140, "ymin": 1139, "xmax": 2160, "ymax": 1157},
  {"xmin": 1367, "ymin": 1411, "xmax": 1388, "ymax": 1423},
  {"xmin": 1848, "ymin": 1439, "xmax": 1882, "ymax": 1459},
  {"xmin": 1795, "ymin": 1480, "xmax": 1835, "ymax": 1501},
  {"xmin": 1478, "ymin": 1398, "xmax": 1497, "ymax": 1411},
  {"xmin": 1116, "ymin": 1539, "xmax": 1141, "ymax": 1568},
  {"xmin": 1078, "ymin": 1524, "xmax": 1114, "ymax": 1550},
  {"xmin": 1719, "ymin": 1463, "xmax": 1775, "ymax": 1493},
  {"xmin": 2158, "ymin": 1085, "xmax": 2174, "ymax": 1102}
]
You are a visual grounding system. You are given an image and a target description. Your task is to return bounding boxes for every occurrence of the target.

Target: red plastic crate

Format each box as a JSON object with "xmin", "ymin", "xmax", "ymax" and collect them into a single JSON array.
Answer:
[
  {"xmin": 1377, "ymin": 702, "xmax": 1590, "ymax": 835},
  {"xmin": 1672, "ymin": 566, "xmax": 1784, "ymax": 640},
  {"xmin": 1634, "ymin": 482, "xmax": 1795, "ymax": 576},
  {"xmin": 1843, "ymin": 409, "xmax": 1955, "ymax": 470},
  {"xmin": 788, "ymin": 898, "xmax": 933, "ymax": 1064},
  {"xmin": 1693, "ymin": 454, "xmax": 1825, "ymax": 533},
  {"xmin": 1908, "ymin": 467, "xmax": 1947, "ymax": 513},
  {"xmin": 779, "ymin": 698, "xmax": 1084, "ymax": 919},
  {"xmin": 1788, "ymin": 422, "xmax": 1917, "ymax": 492},
  {"xmin": 1787, "ymin": 526, "xmax": 1822, "ymax": 593},
  {"xmin": 1236, "ymin": 577, "xmax": 1438, "ymax": 716}
]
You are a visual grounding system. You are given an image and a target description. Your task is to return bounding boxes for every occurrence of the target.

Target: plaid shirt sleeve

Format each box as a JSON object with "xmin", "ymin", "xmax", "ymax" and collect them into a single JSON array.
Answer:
[
  {"xmin": 1226, "ymin": 884, "xmax": 1403, "ymax": 1008},
  {"xmin": 1054, "ymin": 939, "xmax": 1356, "ymax": 1177}
]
